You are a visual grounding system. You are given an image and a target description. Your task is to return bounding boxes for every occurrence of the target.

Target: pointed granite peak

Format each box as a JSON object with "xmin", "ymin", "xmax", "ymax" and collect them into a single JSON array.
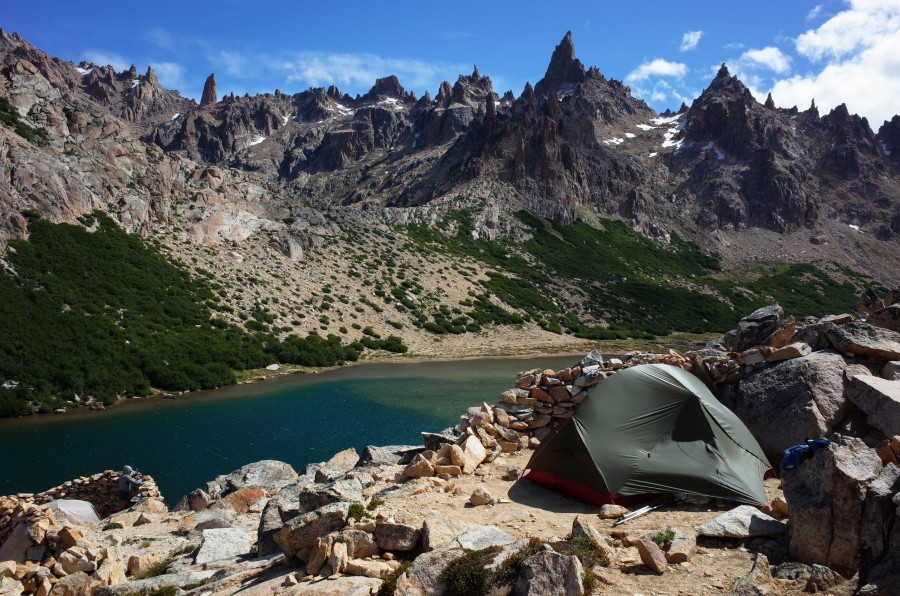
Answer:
[
  {"xmin": 472, "ymin": 64, "xmax": 480, "ymax": 79},
  {"xmin": 362, "ymin": 75, "xmax": 407, "ymax": 102},
  {"xmin": 200, "ymin": 73, "xmax": 217, "ymax": 107},
  {"xmin": 765, "ymin": 92, "xmax": 775, "ymax": 109},
  {"xmin": 145, "ymin": 66, "xmax": 158, "ymax": 86},
  {"xmin": 534, "ymin": 31, "xmax": 585, "ymax": 96},
  {"xmin": 716, "ymin": 63, "xmax": 730, "ymax": 79}
]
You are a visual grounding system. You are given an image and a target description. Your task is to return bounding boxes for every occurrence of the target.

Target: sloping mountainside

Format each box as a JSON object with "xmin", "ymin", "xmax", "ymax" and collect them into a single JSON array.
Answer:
[{"xmin": 0, "ymin": 29, "xmax": 897, "ymax": 413}]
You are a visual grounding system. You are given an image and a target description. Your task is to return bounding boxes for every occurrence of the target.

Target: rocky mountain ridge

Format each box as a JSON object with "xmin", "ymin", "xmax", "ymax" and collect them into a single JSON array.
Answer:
[{"xmin": 1, "ymin": 29, "xmax": 896, "ymax": 256}]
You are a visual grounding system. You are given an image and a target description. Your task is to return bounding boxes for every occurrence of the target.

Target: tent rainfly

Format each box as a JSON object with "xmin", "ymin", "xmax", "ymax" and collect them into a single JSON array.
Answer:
[
  {"xmin": 526, "ymin": 364, "xmax": 771, "ymax": 506},
  {"xmin": 46, "ymin": 499, "xmax": 101, "ymax": 524}
]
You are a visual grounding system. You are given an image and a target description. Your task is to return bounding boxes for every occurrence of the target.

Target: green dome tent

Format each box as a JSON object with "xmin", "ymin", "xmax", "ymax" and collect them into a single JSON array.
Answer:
[{"xmin": 526, "ymin": 364, "xmax": 771, "ymax": 506}]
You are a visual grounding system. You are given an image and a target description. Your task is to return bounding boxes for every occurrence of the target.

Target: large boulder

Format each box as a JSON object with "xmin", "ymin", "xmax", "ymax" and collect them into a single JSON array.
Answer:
[
  {"xmin": 827, "ymin": 322, "xmax": 900, "ymax": 361},
  {"xmin": 358, "ymin": 445, "xmax": 422, "ymax": 466},
  {"xmin": 720, "ymin": 351, "xmax": 851, "ymax": 460},
  {"xmin": 297, "ymin": 477, "xmax": 364, "ymax": 513},
  {"xmin": 194, "ymin": 528, "xmax": 250, "ymax": 564},
  {"xmin": 514, "ymin": 550, "xmax": 585, "ymax": 595},
  {"xmin": 867, "ymin": 304, "xmax": 900, "ymax": 333},
  {"xmin": 697, "ymin": 506, "xmax": 786, "ymax": 539},
  {"xmin": 205, "ymin": 460, "xmax": 298, "ymax": 498},
  {"xmin": 315, "ymin": 448, "xmax": 360, "ymax": 482},
  {"xmin": 782, "ymin": 437, "xmax": 885, "ymax": 577},
  {"xmin": 374, "ymin": 521, "xmax": 421, "ymax": 551},
  {"xmin": 733, "ymin": 305, "xmax": 783, "ymax": 351},
  {"xmin": 273, "ymin": 502, "xmax": 348, "ymax": 561},
  {"xmin": 847, "ymin": 375, "xmax": 900, "ymax": 437},
  {"xmin": 256, "ymin": 472, "xmax": 318, "ymax": 557},
  {"xmin": 284, "ymin": 575, "xmax": 382, "ymax": 595}
]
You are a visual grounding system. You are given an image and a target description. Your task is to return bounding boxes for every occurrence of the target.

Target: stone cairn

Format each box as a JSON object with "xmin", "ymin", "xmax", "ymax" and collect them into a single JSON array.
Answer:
[{"xmin": 0, "ymin": 471, "xmax": 160, "ymax": 545}]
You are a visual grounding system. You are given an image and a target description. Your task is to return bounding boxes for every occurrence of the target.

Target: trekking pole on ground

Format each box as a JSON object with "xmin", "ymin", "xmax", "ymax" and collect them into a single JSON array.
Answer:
[{"xmin": 611, "ymin": 500, "xmax": 669, "ymax": 526}]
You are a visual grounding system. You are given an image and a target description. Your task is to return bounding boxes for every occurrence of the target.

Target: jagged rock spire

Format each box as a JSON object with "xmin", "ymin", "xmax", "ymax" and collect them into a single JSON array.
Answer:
[
  {"xmin": 200, "ymin": 73, "xmax": 217, "ymax": 107},
  {"xmin": 145, "ymin": 66, "xmax": 158, "ymax": 87},
  {"xmin": 765, "ymin": 92, "xmax": 775, "ymax": 109},
  {"xmin": 534, "ymin": 31, "xmax": 585, "ymax": 96}
]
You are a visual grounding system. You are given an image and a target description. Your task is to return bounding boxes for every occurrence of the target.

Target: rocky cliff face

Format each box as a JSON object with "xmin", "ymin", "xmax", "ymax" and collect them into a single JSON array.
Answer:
[{"xmin": 0, "ymin": 29, "xmax": 897, "ymax": 280}]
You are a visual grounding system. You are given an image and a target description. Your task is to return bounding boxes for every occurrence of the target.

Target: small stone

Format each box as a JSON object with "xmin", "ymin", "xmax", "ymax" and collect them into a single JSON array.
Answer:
[
  {"xmin": 635, "ymin": 539, "xmax": 667, "ymax": 574},
  {"xmin": 598, "ymin": 504, "xmax": 629, "ymax": 519},
  {"xmin": 469, "ymin": 487, "xmax": 496, "ymax": 506}
]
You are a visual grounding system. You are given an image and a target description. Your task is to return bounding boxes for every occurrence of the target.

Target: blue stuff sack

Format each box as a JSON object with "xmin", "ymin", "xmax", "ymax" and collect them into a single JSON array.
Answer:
[{"xmin": 780, "ymin": 438, "xmax": 830, "ymax": 471}]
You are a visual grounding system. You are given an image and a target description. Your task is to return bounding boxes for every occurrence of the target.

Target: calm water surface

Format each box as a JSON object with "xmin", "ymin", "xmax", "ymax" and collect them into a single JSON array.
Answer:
[{"xmin": 0, "ymin": 356, "xmax": 575, "ymax": 502}]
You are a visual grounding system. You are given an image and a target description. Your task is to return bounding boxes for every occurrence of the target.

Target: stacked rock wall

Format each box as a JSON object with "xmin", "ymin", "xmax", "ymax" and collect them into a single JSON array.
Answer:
[{"xmin": 0, "ymin": 471, "xmax": 160, "ymax": 544}]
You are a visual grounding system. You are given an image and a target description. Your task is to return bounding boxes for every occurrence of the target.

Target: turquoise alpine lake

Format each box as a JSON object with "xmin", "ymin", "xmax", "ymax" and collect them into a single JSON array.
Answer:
[{"xmin": 0, "ymin": 355, "xmax": 576, "ymax": 503}]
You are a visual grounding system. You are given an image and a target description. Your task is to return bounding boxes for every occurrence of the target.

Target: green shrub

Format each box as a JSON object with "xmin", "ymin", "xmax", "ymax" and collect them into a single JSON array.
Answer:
[
  {"xmin": 377, "ymin": 561, "xmax": 411, "ymax": 596},
  {"xmin": 651, "ymin": 528, "xmax": 675, "ymax": 548},
  {"xmin": 102, "ymin": 522, "xmax": 123, "ymax": 531},
  {"xmin": 494, "ymin": 537, "xmax": 545, "ymax": 587},
  {"xmin": 132, "ymin": 557, "xmax": 173, "ymax": 579},
  {"xmin": 347, "ymin": 503, "xmax": 368, "ymax": 522},
  {"xmin": 563, "ymin": 536, "xmax": 610, "ymax": 568},
  {"xmin": 438, "ymin": 547, "xmax": 501, "ymax": 596}
]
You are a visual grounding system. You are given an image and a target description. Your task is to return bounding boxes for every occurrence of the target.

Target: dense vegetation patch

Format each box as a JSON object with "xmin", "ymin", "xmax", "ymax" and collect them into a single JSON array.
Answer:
[
  {"xmin": 403, "ymin": 208, "xmax": 867, "ymax": 340},
  {"xmin": 0, "ymin": 95, "xmax": 49, "ymax": 145},
  {"xmin": 0, "ymin": 213, "xmax": 401, "ymax": 416}
]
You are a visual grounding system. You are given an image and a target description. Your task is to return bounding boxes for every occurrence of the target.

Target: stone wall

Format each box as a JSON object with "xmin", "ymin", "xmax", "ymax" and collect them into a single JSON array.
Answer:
[{"xmin": 0, "ymin": 471, "xmax": 161, "ymax": 544}]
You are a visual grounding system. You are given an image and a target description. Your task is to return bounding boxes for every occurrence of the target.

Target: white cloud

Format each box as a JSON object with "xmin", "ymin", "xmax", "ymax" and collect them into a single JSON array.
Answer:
[
  {"xmin": 740, "ymin": 46, "xmax": 792, "ymax": 73},
  {"xmin": 796, "ymin": 0, "xmax": 900, "ymax": 60},
  {"xmin": 210, "ymin": 50, "xmax": 250, "ymax": 78},
  {"xmin": 625, "ymin": 59, "xmax": 688, "ymax": 83},
  {"xmin": 82, "ymin": 50, "xmax": 130, "ymax": 72},
  {"xmin": 768, "ymin": 0, "xmax": 900, "ymax": 124},
  {"xmin": 280, "ymin": 52, "xmax": 467, "ymax": 92},
  {"xmin": 807, "ymin": 4, "xmax": 825, "ymax": 20},
  {"xmin": 144, "ymin": 27, "xmax": 175, "ymax": 50},
  {"xmin": 150, "ymin": 62, "xmax": 186, "ymax": 90},
  {"xmin": 680, "ymin": 31, "xmax": 703, "ymax": 52}
]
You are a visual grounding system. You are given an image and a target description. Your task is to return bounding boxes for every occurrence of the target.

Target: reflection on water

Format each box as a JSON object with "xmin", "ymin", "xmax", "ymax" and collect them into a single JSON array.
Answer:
[{"xmin": 0, "ymin": 356, "xmax": 576, "ymax": 503}]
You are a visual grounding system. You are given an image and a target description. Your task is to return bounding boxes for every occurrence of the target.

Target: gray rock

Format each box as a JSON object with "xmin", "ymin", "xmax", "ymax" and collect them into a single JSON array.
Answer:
[
  {"xmin": 859, "ymin": 549, "xmax": 900, "ymax": 595},
  {"xmin": 285, "ymin": 575, "xmax": 383, "ymax": 594},
  {"xmin": 0, "ymin": 522, "xmax": 32, "ymax": 564},
  {"xmin": 862, "ymin": 463, "xmax": 900, "ymax": 559},
  {"xmin": 806, "ymin": 564, "xmax": 845, "ymax": 592},
  {"xmin": 194, "ymin": 511, "xmax": 233, "ymax": 531},
  {"xmin": 772, "ymin": 561, "xmax": 810, "ymax": 581},
  {"xmin": 422, "ymin": 519, "xmax": 477, "ymax": 552},
  {"xmin": 394, "ymin": 542, "xmax": 460, "ymax": 594},
  {"xmin": 194, "ymin": 528, "xmax": 250, "ymax": 564},
  {"xmin": 455, "ymin": 525, "xmax": 514, "ymax": 550},
  {"xmin": 514, "ymin": 550, "xmax": 584, "ymax": 595},
  {"xmin": 720, "ymin": 351, "xmax": 851, "ymax": 460},
  {"xmin": 358, "ymin": 445, "xmax": 423, "ymax": 466},
  {"xmin": 666, "ymin": 532, "xmax": 694, "ymax": 564},
  {"xmin": 733, "ymin": 305, "xmax": 783, "ymax": 351},
  {"xmin": 205, "ymin": 460, "xmax": 298, "ymax": 498},
  {"xmin": 827, "ymin": 321, "xmax": 900, "ymax": 360},
  {"xmin": 868, "ymin": 304, "xmax": 900, "ymax": 333},
  {"xmin": 730, "ymin": 553, "xmax": 773, "ymax": 596},
  {"xmin": 882, "ymin": 361, "xmax": 900, "ymax": 380},
  {"xmin": 256, "ymin": 472, "xmax": 317, "ymax": 557},
  {"xmin": 570, "ymin": 516, "xmax": 615, "ymax": 563},
  {"xmin": 421, "ymin": 428, "xmax": 461, "ymax": 451},
  {"xmin": 314, "ymin": 448, "xmax": 360, "ymax": 482},
  {"xmin": 298, "ymin": 477, "xmax": 364, "ymax": 513},
  {"xmin": 782, "ymin": 437, "xmax": 883, "ymax": 577},
  {"xmin": 697, "ymin": 505, "xmax": 786, "ymax": 539},
  {"xmin": 273, "ymin": 502, "xmax": 348, "ymax": 560},
  {"xmin": 635, "ymin": 539, "xmax": 667, "ymax": 574},
  {"xmin": 93, "ymin": 570, "xmax": 220, "ymax": 595},
  {"xmin": 338, "ymin": 529, "xmax": 379, "ymax": 559},
  {"xmin": 847, "ymin": 375, "xmax": 900, "ymax": 437},
  {"xmin": 374, "ymin": 521, "xmax": 421, "ymax": 551}
]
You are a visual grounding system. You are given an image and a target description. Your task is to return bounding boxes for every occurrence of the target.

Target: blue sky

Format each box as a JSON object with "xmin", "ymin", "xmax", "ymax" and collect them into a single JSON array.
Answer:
[{"xmin": 4, "ymin": 1, "xmax": 899, "ymax": 124}]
